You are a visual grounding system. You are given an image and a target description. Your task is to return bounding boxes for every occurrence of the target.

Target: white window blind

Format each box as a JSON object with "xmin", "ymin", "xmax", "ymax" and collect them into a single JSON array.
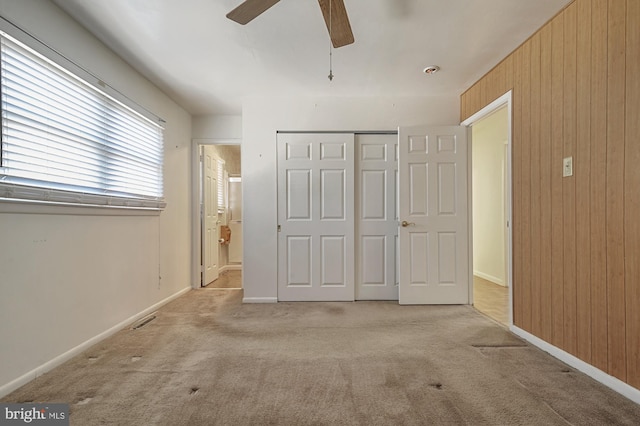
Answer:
[
  {"xmin": 0, "ymin": 31, "xmax": 165, "ymax": 209},
  {"xmin": 217, "ymin": 158, "xmax": 225, "ymax": 210}
]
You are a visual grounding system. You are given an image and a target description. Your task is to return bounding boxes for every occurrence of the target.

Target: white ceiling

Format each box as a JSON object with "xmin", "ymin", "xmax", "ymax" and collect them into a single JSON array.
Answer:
[{"xmin": 52, "ymin": 0, "xmax": 570, "ymax": 116}]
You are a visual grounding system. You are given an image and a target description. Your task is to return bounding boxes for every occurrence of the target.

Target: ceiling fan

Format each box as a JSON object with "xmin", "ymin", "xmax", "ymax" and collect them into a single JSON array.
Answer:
[{"xmin": 226, "ymin": 0, "xmax": 355, "ymax": 48}]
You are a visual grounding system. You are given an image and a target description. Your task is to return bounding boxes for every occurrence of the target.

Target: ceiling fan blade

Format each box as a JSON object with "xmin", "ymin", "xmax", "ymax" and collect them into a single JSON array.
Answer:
[
  {"xmin": 318, "ymin": 0, "xmax": 354, "ymax": 48},
  {"xmin": 226, "ymin": 0, "xmax": 280, "ymax": 25}
]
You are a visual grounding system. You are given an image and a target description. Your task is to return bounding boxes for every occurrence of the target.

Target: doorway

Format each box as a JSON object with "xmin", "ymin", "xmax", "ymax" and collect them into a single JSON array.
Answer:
[
  {"xmin": 198, "ymin": 142, "xmax": 243, "ymax": 289},
  {"xmin": 462, "ymin": 92, "xmax": 513, "ymax": 326}
]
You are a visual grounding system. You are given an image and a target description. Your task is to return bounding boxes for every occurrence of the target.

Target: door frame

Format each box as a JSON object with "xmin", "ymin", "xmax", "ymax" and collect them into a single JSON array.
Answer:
[
  {"xmin": 191, "ymin": 138, "xmax": 241, "ymax": 289},
  {"xmin": 461, "ymin": 90, "xmax": 513, "ymax": 325}
]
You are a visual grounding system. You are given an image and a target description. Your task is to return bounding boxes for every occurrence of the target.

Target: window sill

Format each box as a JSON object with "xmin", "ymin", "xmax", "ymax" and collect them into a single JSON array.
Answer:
[{"xmin": 0, "ymin": 198, "xmax": 162, "ymax": 216}]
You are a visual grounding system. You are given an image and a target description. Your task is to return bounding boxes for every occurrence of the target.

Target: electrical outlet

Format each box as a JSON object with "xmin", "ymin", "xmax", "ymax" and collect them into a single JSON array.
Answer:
[{"xmin": 563, "ymin": 156, "xmax": 573, "ymax": 177}]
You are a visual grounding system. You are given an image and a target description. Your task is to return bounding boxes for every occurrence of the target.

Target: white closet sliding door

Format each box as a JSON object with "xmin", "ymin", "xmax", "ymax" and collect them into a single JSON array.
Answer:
[
  {"xmin": 277, "ymin": 133, "xmax": 355, "ymax": 301},
  {"xmin": 277, "ymin": 127, "xmax": 469, "ymax": 304},
  {"xmin": 355, "ymin": 134, "xmax": 399, "ymax": 300}
]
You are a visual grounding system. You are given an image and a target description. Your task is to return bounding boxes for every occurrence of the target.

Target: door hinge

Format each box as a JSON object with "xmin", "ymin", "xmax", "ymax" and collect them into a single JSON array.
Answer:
[{"xmin": 277, "ymin": 225, "xmax": 281, "ymax": 232}]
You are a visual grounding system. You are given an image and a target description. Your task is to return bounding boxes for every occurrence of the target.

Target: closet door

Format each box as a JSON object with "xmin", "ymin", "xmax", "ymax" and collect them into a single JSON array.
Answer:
[
  {"xmin": 355, "ymin": 134, "xmax": 399, "ymax": 300},
  {"xmin": 277, "ymin": 133, "xmax": 355, "ymax": 301}
]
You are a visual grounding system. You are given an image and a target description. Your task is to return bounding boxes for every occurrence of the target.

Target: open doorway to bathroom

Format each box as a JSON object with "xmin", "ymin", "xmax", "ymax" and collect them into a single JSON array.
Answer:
[
  {"xmin": 462, "ymin": 92, "xmax": 513, "ymax": 327},
  {"xmin": 199, "ymin": 143, "xmax": 242, "ymax": 289}
]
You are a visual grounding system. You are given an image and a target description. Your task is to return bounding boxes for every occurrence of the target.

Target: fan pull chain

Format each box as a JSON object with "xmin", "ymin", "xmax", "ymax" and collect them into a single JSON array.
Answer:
[
  {"xmin": 328, "ymin": 51, "xmax": 333, "ymax": 81},
  {"xmin": 328, "ymin": 0, "xmax": 334, "ymax": 81}
]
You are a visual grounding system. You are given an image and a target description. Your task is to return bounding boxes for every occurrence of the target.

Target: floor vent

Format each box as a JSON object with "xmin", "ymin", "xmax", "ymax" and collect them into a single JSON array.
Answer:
[{"xmin": 132, "ymin": 312, "xmax": 157, "ymax": 330}]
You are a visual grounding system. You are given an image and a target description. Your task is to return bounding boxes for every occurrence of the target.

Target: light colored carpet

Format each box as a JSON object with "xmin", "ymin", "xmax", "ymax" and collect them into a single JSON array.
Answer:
[{"xmin": 3, "ymin": 289, "xmax": 640, "ymax": 425}]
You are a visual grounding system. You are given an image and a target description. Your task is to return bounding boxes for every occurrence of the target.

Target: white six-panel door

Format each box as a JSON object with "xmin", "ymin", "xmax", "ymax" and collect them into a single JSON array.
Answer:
[
  {"xmin": 398, "ymin": 126, "xmax": 469, "ymax": 304},
  {"xmin": 277, "ymin": 133, "xmax": 355, "ymax": 301},
  {"xmin": 202, "ymin": 145, "xmax": 219, "ymax": 286},
  {"xmin": 355, "ymin": 134, "xmax": 399, "ymax": 300}
]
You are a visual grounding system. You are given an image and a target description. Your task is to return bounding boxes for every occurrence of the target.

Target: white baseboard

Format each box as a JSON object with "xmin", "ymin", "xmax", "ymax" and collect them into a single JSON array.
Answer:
[
  {"xmin": 473, "ymin": 271, "xmax": 506, "ymax": 286},
  {"xmin": 0, "ymin": 286, "xmax": 191, "ymax": 398},
  {"xmin": 242, "ymin": 297, "xmax": 277, "ymax": 303},
  {"xmin": 219, "ymin": 264, "xmax": 242, "ymax": 273},
  {"xmin": 511, "ymin": 325, "xmax": 640, "ymax": 405}
]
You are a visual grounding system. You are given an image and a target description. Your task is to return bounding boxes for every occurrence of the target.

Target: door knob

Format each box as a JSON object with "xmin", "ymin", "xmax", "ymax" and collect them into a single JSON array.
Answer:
[{"xmin": 401, "ymin": 220, "xmax": 415, "ymax": 227}]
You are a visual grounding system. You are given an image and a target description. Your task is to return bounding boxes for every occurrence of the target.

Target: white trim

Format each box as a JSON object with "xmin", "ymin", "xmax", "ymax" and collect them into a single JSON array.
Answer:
[
  {"xmin": 191, "ymin": 141, "xmax": 202, "ymax": 289},
  {"xmin": 192, "ymin": 138, "xmax": 241, "ymax": 145},
  {"xmin": 467, "ymin": 126, "xmax": 474, "ymax": 304},
  {"xmin": 219, "ymin": 264, "xmax": 242, "ymax": 273},
  {"xmin": 511, "ymin": 325, "xmax": 640, "ymax": 405},
  {"xmin": 462, "ymin": 90, "xmax": 513, "ymax": 326},
  {"xmin": 473, "ymin": 271, "xmax": 506, "ymax": 287},
  {"xmin": 0, "ymin": 287, "xmax": 190, "ymax": 398},
  {"xmin": 461, "ymin": 92, "xmax": 512, "ymax": 126},
  {"xmin": 242, "ymin": 297, "xmax": 277, "ymax": 304},
  {"xmin": 0, "ymin": 198, "xmax": 161, "ymax": 216}
]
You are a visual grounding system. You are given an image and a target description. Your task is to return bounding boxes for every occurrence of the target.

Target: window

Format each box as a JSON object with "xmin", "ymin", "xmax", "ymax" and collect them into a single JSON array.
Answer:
[
  {"xmin": 0, "ymin": 31, "xmax": 164, "ymax": 209},
  {"xmin": 217, "ymin": 158, "xmax": 225, "ymax": 211}
]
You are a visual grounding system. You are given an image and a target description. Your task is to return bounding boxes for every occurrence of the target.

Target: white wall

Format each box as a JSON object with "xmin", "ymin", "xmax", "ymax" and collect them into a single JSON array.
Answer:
[
  {"xmin": 193, "ymin": 115, "xmax": 242, "ymax": 140},
  {"xmin": 472, "ymin": 107, "xmax": 508, "ymax": 285},
  {"xmin": 242, "ymin": 96, "xmax": 459, "ymax": 302},
  {"xmin": 0, "ymin": 0, "xmax": 192, "ymax": 395}
]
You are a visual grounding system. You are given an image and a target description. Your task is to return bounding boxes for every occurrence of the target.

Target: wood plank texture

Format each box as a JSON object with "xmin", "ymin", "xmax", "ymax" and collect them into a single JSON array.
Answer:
[
  {"xmin": 494, "ymin": 61, "xmax": 506, "ymax": 101},
  {"xmin": 503, "ymin": 55, "xmax": 514, "ymax": 93},
  {"xmin": 590, "ymin": 0, "xmax": 609, "ymax": 373},
  {"xmin": 529, "ymin": 33, "xmax": 542, "ymax": 337},
  {"xmin": 512, "ymin": 46, "xmax": 523, "ymax": 327},
  {"xmin": 624, "ymin": 0, "xmax": 640, "ymax": 389},
  {"xmin": 562, "ymin": 2, "xmax": 578, "ymax": 357},
  {"xmin": 539, "ymin": 24, "xmax": 553, "ymax": 343},
  {"xmin": 459, "ymin": 0, "xmax": 638, "ymax": 391},
  {"xmin": 520, "ymin": 40, "xmax": 532, "ymax": 333},
  {"xmin": 550, "ymin": 12, "xmax": 565, "ymax": 348},
  {"xmin": 575, "ymin": 0, "xmax": 592, "ymax": 364},
  {"xmin": 606, "ymin": 0, "xmax": 626, "ymax": 382}
]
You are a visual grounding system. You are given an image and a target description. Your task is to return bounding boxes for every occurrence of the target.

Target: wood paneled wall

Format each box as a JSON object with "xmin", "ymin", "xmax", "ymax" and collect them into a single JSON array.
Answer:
[{"xmin": 461, "ymin": 0, "xmax": 639, "ymax": 389}]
